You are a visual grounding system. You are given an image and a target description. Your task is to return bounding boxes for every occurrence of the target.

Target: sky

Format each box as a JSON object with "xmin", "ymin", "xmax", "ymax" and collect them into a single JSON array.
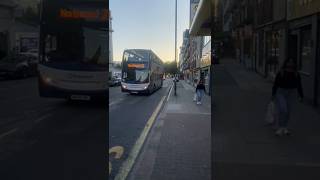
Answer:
[{"xmin": 110, "ymin": 0, "xmax": 190, "ymax": 62}]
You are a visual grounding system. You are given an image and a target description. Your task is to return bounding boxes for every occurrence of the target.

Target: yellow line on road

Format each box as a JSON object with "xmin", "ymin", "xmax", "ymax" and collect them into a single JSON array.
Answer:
[{"xmin": 114, "ymin": 95, "xmax": 166, "ymax": 180}]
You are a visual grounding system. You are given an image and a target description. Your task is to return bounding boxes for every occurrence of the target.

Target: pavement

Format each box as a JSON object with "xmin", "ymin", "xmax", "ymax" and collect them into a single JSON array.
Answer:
[
  {"xmin": 128, "ymin": 80, "xmax": 211, "ymax": 180},
  {"xmin": 0, "ymin": 77, "xmax": 106, "ymax": 180},
  {"xmin": 213, "ymin": 58, "xmax": 320, "ymax": 180}
]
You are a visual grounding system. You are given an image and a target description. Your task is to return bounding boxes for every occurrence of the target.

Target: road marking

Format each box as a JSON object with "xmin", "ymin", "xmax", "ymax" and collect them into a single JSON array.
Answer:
[
  {"xmin": 114, "ymin": 95, "xmax": 167, "ymax": 180},
  {"xmin": 109, "ymin": 101, "xmax": 119, "ymax": 106},
  {"xmin": 166, "ymin": 84, "xmax": 174, "ymax": 102},
  {"xmin": 109, "ymin": 146, "xmax": 125, "ymax": 175},
  {"xmin": 34, "ymin": 113, "xmax": 52, "ymax": 123},
  {"xmin": 109, "ymin": 98, "xmax": 124, "ymax": 107},
  {"xmin": 0, "ymin": 128, "xmax": 18, "ymax": 140},
  {"xmin": 109, "ymin": 146, "xmax": 124, "ymax": 159}
]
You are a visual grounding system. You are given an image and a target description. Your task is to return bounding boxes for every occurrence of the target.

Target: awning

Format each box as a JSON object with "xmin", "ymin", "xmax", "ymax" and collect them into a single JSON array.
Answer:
[{"xmin": 189, "ymin": 0, "xmax": 212, "ymax": 36}]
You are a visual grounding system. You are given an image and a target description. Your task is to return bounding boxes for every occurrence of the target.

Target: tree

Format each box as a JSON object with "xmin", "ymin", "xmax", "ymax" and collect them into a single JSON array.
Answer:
[{"xmin": 164, "ymin": 61, "xmax": 177, "ymax": 74}]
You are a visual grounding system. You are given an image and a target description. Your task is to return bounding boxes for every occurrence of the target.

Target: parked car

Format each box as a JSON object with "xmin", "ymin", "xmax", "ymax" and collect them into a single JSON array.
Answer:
[
  {"xmin": 0, "ymin": 54, "xmax": 38, "ymax": 79},
  {"xmin": 115, "ymin": 77, "xmax": 122, "ymax": 86},
  {"xmin": 109, "ymin": 76, "xmax": 121, "ymax": 86}
]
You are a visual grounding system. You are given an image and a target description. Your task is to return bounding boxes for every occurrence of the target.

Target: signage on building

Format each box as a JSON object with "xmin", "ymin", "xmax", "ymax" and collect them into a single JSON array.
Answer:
[{"xmin": 287, "ymin": 0, "xmax": 320, "ymax": 20}]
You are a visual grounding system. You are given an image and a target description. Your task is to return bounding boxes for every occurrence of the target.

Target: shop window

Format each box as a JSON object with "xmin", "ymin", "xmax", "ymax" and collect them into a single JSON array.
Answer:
[
  {"xmin": 300, "ymin": 29, "xmax": 312, "ymax": 74},
  {"xmin": 258, "ymin": 32, "xmax": 264, "ymax": 68},
  {"xmin": 266, "ymin": 30, "xmax": 280, "ymax": 75},
  {"xmin": 0, "ymin": 32, "xmax": 8, "ymax": 59}
]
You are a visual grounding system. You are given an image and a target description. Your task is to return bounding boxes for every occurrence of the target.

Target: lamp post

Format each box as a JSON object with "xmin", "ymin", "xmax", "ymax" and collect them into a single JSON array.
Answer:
[
  {"xmin": 175, "ymin": 0, "xmax": 177, "ymax": 66},
  {"xmin": 174, "ymin": 0, "xmax": 177, "ymax": 96}
]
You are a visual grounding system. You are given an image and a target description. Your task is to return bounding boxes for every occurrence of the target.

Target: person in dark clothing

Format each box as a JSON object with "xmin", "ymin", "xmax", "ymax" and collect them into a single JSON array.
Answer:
[
  {"xmin": 196, "ymin": 79, "xmax": 206, "ymax": 105},
  {"xmin": 272, "ymin": 58, "xmax": 303, "ymax": 136}
]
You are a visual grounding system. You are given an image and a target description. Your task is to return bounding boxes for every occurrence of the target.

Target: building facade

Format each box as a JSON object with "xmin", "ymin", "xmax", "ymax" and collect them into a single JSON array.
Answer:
[
  {"xmin": 0, "ymin": 0, "xmax": 39, "ymax": 59},
  {"xmin": 180, "ymin": 29, "xmax": 191, "ymax": 82},
  {"xmin": 200, "ymin": 35, "xmax": 211, "ymax": 92},
  {"xmin": 286, "ymin": 0, "xmax": 320, "ymax": 105},
  {"xmin": 220, "ymin": 0, "xmax": 320, "ymax": 106},
  {"xmin": 189, "ymin": 0, "xmax": 203, "ymax": 84},
  {"xmin": 109, "ymin": 10, "xmax": 113, "ymax": 64},
  {"xmin": 253, "ymin": 0, "xmax": 287, "ymax": 80},
  {"xmin": 189, "ymin": 0, "xmax": 212, "ymax": 95},
  {"xmin": 0, "ymin": 0, "xmax": 16, "ymax": 59}
]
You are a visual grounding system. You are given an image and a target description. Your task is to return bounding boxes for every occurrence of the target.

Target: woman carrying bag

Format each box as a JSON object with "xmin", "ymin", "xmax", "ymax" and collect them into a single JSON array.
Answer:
[
  {"xmin": 271, "ymin": 59, "xmax": 303, "ymax": 136},
  {"xmin": 195, "ymin": 79, "xmax": 206, "ymax": 105}
]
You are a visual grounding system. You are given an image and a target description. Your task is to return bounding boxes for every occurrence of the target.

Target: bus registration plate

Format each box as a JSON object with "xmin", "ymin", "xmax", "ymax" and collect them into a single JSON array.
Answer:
[{"xmin": 70, "ymin": 95, "xmax": 91, "ymax": 100}]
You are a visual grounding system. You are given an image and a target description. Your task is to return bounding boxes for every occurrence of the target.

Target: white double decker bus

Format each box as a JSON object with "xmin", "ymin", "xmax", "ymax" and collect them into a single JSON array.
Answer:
[
  {"xmin": 121, "ymin": 49, "xmax": 164, "ymax": 95},
  {"xmin": 38, "ymin": 0, "xmax": 108, "ymax": 100}
]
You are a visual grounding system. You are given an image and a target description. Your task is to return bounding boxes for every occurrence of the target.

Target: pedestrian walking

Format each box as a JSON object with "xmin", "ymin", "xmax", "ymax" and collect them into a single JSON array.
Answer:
[
  {"xmin": 196, "ymin": 79, "xmax": 206, "ymax": 105},
  {"xmin": 193, "ymin": 78, "xmax": 198, "ymax": 87},
  {"xmin": 271, "ymin": 59, "xmax": 303, "ymax": 136},
  {"xmin": 193, "ymin": 79, "xmax": 198, "ymax": 102}
]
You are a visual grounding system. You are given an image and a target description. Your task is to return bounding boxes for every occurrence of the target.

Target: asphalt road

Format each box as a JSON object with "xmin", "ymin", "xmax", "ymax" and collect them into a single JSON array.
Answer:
[
  {"xmin": 0, "ymin": 77, "xmax": 106, "ymax": 180},
  {"xmin": 109, "ymin": 79, "xmax": 171, "ymax": 179}
]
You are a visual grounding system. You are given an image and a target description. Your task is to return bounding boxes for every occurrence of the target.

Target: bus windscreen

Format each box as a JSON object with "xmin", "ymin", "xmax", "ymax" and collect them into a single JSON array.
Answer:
[{"xmin": 40, "ymin": 1, "xmax": 107, "ymax": 66}]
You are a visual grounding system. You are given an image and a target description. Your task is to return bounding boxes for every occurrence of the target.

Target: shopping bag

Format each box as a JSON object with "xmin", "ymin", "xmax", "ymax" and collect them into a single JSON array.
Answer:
[
  {"xmin": 265, "ymin": 101, "xmax": 276, "ymax": 124},
  {"xmin": 193, "ymin": 93, "xmax": 197, "ymax": 101}
]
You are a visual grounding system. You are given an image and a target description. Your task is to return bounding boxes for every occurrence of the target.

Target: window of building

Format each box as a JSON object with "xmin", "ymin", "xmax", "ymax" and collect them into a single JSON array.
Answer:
[
  {"xmin": 266, "ymin": 30, "xmax": 280, "ymax": 75},
  {"xmin": 203, "ymin": 36, "xmax": 211, "ymax": 46},
  {"xmin": 258, "ymin": 32, "xmax": 264, "ymax": 68},
  {"xmin": 300, "ymin": 28, "xmax": 312, "ymax": 74}
]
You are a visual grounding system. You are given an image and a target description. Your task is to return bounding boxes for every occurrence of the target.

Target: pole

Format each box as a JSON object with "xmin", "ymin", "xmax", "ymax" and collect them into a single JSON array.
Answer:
[
  {"xmin": 174, "ymin": 0, "xmax": 177, "ymax": 96},
  {"xmin": 175, "ymin": 0, "xmax": 177, "ymax": 66}
]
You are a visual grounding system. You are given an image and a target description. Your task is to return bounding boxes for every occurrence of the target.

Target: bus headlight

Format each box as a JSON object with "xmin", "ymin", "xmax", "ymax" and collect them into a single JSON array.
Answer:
[
  {"xmin": 143, "ymin": 86, "xmax": 148, "ymax": 89},
  {"xmin": 45, "ymin": 77, "xmax": 52, "ymax": 83},
  {"xmin": 122, "ymin": 85, "xmax": 127, "ymax": 89},
  {"xmin": 41, "ymin": 75, "xmax": 52, "ymax": 84}
]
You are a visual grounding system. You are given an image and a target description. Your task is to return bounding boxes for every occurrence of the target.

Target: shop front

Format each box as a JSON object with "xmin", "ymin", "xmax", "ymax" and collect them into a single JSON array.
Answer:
[
  {"xmin": 189, "ymin": 0, "xmax": 211, "ymax": 95},
  {"xmin": 200, "ymin": 39, "xmax": 211, "ymax": 95},
  {"xmin": 288, "ymin": 19, "xmax": 315, "ymax": 104},
  {"xmin": 287, "ymin": 0, "xmax": 320, "ymax": 106},
  {"xmin": 265, "ymin": 25, "xmax": 286, "ymax": 80}
]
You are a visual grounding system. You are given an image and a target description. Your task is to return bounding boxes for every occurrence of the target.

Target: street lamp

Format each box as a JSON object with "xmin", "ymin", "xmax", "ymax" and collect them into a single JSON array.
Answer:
[
  {"xmin": 174, "ymin": 0, "xmax": 177, "ymax": 96},
  {"xmin": 175, "ymin": 0, "xmax": 177, "ymax": 67}
]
